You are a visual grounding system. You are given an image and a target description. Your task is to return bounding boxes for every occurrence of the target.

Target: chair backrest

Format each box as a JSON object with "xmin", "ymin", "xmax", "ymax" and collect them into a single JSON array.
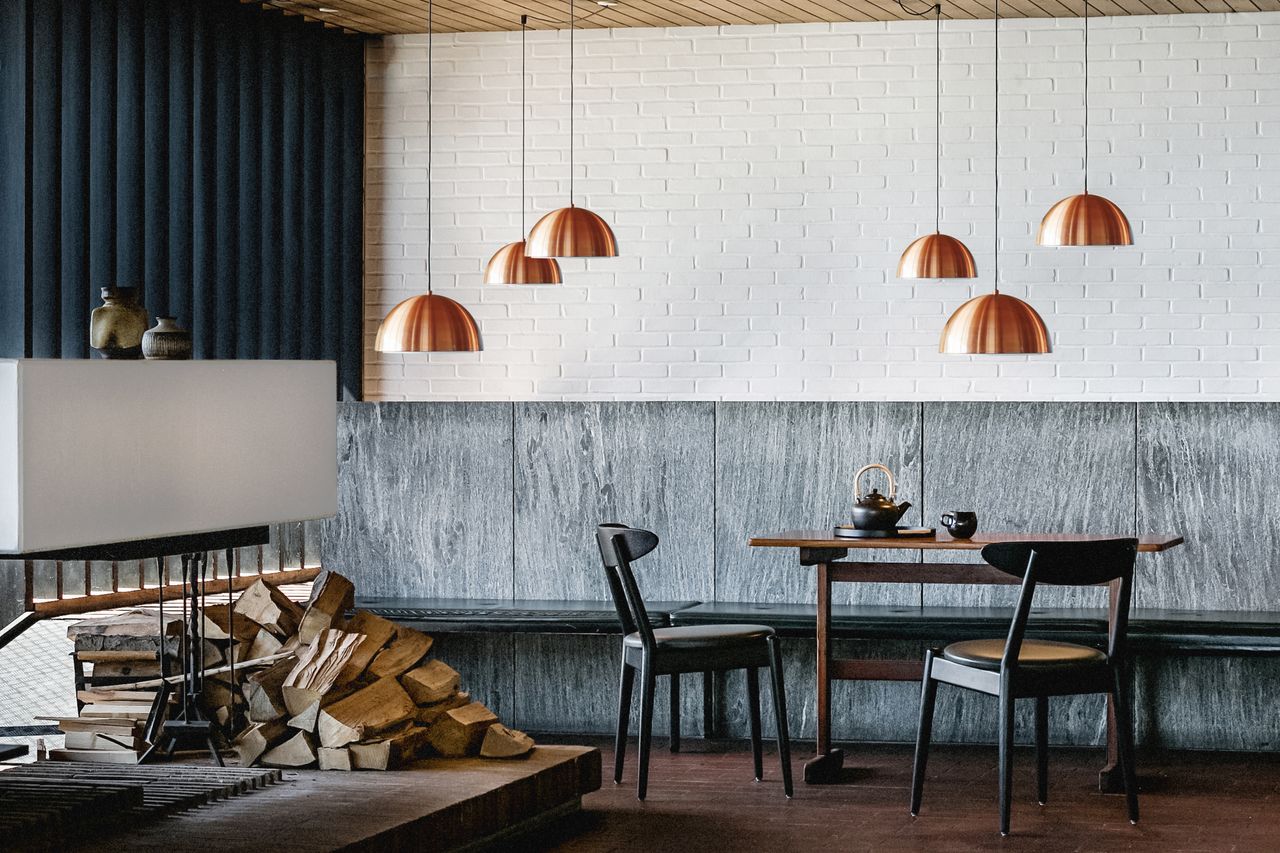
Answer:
[
  {"xmin": 980, "ymin": 538, "xmax": 1139, "ymax": 670},
  {"xmin": 596, "ymin": 523, "xmax": 660, "ymax": 649}
]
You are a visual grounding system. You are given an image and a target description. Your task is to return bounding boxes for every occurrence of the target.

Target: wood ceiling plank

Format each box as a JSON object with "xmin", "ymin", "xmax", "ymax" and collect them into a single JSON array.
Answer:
[{"xmin": 254, "ymin": 0, "xmax": 1270, "ymax": 34}]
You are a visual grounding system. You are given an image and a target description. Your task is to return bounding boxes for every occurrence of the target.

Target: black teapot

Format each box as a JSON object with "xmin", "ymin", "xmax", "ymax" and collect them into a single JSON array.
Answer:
[{"xmin": 850, "ymin": 463, "xmax": 912, "ymax": 531}]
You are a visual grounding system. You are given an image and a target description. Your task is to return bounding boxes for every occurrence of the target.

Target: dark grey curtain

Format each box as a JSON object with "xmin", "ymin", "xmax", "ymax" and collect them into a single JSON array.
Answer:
[{"xmin": 0, "ymin": 0, "xmax": 365, "ymax": 399}]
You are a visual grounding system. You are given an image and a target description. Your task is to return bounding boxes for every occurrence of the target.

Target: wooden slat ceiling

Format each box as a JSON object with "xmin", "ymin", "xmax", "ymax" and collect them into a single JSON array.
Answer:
[{"xmin": 262, "ymin": 0, "xmax": 1280, "ymax": 34}]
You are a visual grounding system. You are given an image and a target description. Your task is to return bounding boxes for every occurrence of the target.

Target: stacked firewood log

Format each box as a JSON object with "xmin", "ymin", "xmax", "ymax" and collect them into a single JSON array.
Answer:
[
  {"xmin": 59, "ymin": 570, "xmax": 533, "ymax": 770},
  {"xmin": 226, "ymin": 570, "xmax": 534, "ymax": 770}
]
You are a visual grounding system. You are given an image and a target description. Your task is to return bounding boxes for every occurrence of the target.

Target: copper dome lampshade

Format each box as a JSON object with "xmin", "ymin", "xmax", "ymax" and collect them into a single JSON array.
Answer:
[
  {"xmin": 375, "ymin": 293, "xmax": 481, "ymax": 353},
  {"xmin": 524, "ymin": 0, "xmax": 618, "ymax": 260},
  {"xmin": 526, "ymin": 206, "xmax": 618, "ymax": 258},
  {"xmin": 373, "ymin": 0, "xmax": 482, "ymax": 353},
  {"xmin": 898, "ymin": 233, "xmax": 977, "ymax": 279},
  {"xmin": 939, "ymin": 0, "xmax": 1051, "ymax": 355},
  {"xmin": 898, "ymin": 2, "xmax": 976, "ymax": 280},
  {"xmin": 1038, "ymin": 192, "xmax": 1132, "ymax": 247},
  {"xmin": 1036, "ymin": 0, "xmax": 1133, "ymax": 247},
  {"xmin": 485, "ymin": 240, "xmax": 563, "ymax": 285},
  {"xmin": 485, "ymin": 17, "xmax": 564, "ymax": 284},
  {"xmin": 939, "ymin": 292, "xmax": 1050, "ymax": 354}
]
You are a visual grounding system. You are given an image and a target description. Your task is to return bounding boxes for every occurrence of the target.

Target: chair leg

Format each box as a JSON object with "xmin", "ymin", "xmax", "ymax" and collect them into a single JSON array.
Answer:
[
  {"xmin": 1035, "ymin": 695, "xmax": 1049, "ymax": 805},
  {"xmin": 767, "ymin": 635, "xmax": 793, "ymax": 798},
  {"xmin": 1112, "ymin": 668, "xmax": 1140, "ymax": 824},
  {"xmin": 999, "ymin": 688, "xmax": 1015, "ymax": 836},
  {"xmin": 637, "ymin": 658, "xmax": 656, "ymax": 800},
  {"xmin": 670, "ymin": 672, "xmax": 681, "ymax": 753},
  {"xmin": 702, "ymin": 670, "xmax": 715, "ymax": 739},
  {"xmin": 614, "ymin": 659, "xmax": 635, "ymax": 785},
  {"xmin": 910, "ymin": 650, "xmax": 939, "ymax": 817},
  {"xmin": 746, "ymin": 665, "xmax": 763, "ymax": 782}
]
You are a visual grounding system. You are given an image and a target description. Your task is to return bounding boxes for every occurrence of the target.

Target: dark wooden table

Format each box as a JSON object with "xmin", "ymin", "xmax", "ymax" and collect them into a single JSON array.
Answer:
[{"xmin": 749, "ymin": 530, "xmax": 1185, "ymax": 789}]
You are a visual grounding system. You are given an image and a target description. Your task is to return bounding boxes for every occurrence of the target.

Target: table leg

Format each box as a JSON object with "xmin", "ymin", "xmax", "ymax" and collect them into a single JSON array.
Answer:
[
  {"xmin": 1099, "ymin": 578, "xmax": 1123, "ymax": 793},
  {"xmin": 804, "ymin": 562, "xmax": 844, "ymax": 784}
]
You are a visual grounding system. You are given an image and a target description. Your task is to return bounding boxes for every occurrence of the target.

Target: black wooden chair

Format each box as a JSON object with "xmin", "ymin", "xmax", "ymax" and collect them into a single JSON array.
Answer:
[
  {"xmin": 910, "ymin": 538, "xmax": 1140, "ymax": 836},
  {"xmin": 596, "ymin": 523, "xmax": 793, "ymax": 799}
]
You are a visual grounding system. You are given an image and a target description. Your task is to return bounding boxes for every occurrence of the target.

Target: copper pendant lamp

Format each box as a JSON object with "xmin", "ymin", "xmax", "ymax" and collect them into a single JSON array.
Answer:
[
  {"xmin": 898, "ymin": 2, "xmax": 976, "ymax": 280},
  {"xmin": 525, "ymin": 0, "xmax": 619, "ymax": 259},
  {"xmin": 374, "ymin": 0, "xmax": 481, "ymax": 353},
  {"xmin": 1036, "ymin": 0, "xmax": 1132, "ymax": 247},
  {"xmin": 939, "ymin": 0, "xmax": 1049, "ymax": 355},
  {"xmin": 485, "ymin": 17, "xmax": 563, "ymax": 285}
]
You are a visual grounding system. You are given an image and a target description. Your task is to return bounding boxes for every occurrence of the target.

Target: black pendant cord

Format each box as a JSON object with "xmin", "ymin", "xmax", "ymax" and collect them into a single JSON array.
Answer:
[
  {"xmin": 935, "ymin": 3, "xmax": 941, "ymax": 233},
  {"xmin": 994, "ymin": 0, "xmax": 1000, "ymax": 295},
  {"xmin": 570, "ymin": 0, "xmax": 576, "ymax": 208},
  {"xmin": 1083, "ymin": 0, "xmax": 1089, "ymax": 194},
  {"xmin": 896, "ymin": 0, "xmax": 945, "ymax": 234},
  {"xmin": 427, "ymin": 0, "xmax": 434, "ymax": 294},
  {"xmin": 521, "ymin": 15, "xmax": 528, "ymax": 236},
  {"xmin": 521, "ymin": 2, "xmax": 611, "ymax": 209}
]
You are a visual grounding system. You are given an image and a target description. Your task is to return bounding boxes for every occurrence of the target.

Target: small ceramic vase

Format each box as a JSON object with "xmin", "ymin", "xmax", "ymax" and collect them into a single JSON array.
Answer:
[
  {"xmin": 142, "ymin": 316, "xmax": 194, "ymax": 360},
  {"xmin": 89, "ymin": 287, "xmax": 149, "ymax": 359}
]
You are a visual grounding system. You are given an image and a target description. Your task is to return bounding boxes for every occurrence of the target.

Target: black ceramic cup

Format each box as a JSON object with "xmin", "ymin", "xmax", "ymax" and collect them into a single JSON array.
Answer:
[{"xmin": 941, "ymin": 511, "xmax": 978, "ymax": 540}]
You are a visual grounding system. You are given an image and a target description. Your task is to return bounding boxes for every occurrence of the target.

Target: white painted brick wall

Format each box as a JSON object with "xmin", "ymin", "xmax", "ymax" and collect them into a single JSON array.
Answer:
[{"xmin": 364, "ymin": 13, "xmax": 1280, "ymax": 401}]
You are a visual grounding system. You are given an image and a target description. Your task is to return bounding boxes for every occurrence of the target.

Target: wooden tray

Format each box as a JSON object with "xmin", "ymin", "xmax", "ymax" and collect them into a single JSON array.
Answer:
[{"xmin": 831, "ymin": 525, "xmax": 936, "ymax": 539}]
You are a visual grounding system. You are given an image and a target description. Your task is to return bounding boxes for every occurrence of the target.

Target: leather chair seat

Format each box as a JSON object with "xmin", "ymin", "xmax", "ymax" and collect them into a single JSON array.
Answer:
[
  {"xmin": 624, "ymin": 624, "xmax": 775, "ymax": 649},
  {"xmin": 942, "ymin": 638, "xmax": 1107, "ymax": 671}
]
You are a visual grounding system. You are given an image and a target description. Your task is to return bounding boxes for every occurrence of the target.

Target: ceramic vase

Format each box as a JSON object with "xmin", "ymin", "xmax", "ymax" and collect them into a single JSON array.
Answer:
[
  {"xmin": 142, "ymin": 316, "xmax": 194, "ymax": 360},
  {"xmin": 89, "ymin": 287, "xmax": 149, "ymax": 359}
]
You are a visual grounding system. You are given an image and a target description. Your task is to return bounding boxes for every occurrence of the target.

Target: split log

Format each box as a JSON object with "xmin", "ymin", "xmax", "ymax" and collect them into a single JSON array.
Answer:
[
  {"xmin": 481, "ymin": 724, "xmax": 535, "ymax": 759},
  {"xmin": 49, "ymin": 748, "xmax": 138, "ymax": 764},
  {"xmin": 76, "ymin": 689, "xmax": 156, "ymax": 704},
  {"xmin": 245, "ymin": 656, "xmax": 296, "ymax": 723},
  {"xmin": 198, "ymin": 610, "xmax": 230, "ymax": 641},
  {"xmin": 67, "ymin": 609, "xmax": 182, "ymax": 641},
  {"xmin": 350, "ymin": 726, "xmax": 431, "ymax": 770},
  {"xmin": 368, "ymin": 627, "xmax": 433, "ymax": 679},
  {"xmin": 201, "ymin": 677, "xmax": 234, "ymax": 712},
  {"xmin": 246, "ymin": 628, "xmax": 285, "ymax": 661},
  {"xmin": 201, "ymin": 639, "xmax": 225, "ymax": 667},
  {"xmin": 233, "ymin": 720, "xmax": 287, "ymax": 767},
  {"xmin": 50, "ymin": 716, "xmax": 140, "ymax": 733},
  {"xmin": 414, "ymin": 692, "xmax": 469, "ymax": 726},
  {"xmin": 90, "ymin": 659, "xmax": 161, "ymax": 679},
  {"xmin": 80, "ymin": 703, "xmax": 153, "ymax": 719},
  {"xmin": 298, "ymin": 570, "xmax": 355, "ymax": 645},
  {"xmin": 401, "ymin": 660, "xmax": 460, "ymax": 705},
  {"xmin": 426, "ymin": 701, "xmax": 498, "ymax": 758},
  {"xmin": 282, "ymin": 687, "xmax": 323, "ymax": 720},
  {"xmin": 64, "ymin": 729, "xmax": 142, "ymax": 751},
  {"xmin": 235, "ymin": 579, "xmax": 304, "ymax": 638},
  {"xmin": 203, "ymin": 606, "xmax": 258, "ymax": 642},
  {"xmin": 261, "ymin": 731, "xmax": 317, "ymax": 768},
  {"xmin": 286, "ymin": 629, "xmax": 364, "ymax": 695},
  {"xmin": 287, "ymin": 698, "xmax": 321, "ymax": 733},
  {"xmin": 336, "ymin": 611, "xmax": 397, "ymax": 684},
  {"xmin": 317, "ymin": 677, "xmax": 416, "ymax": 749},
  {"xmin": 318, "ymin": 746, "xmax": 353, "ymax": 771}
]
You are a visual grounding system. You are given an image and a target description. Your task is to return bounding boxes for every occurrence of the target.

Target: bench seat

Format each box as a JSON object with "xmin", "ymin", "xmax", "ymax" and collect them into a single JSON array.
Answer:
[
  {"xmin": 670, "ymin": 602, "xmax": 1280, "ymax": 655},
  {"xmin": 354, "ymin": 598, "xmax": 1280, "ymax": 655},
  {"xmin": 354, "ymin": 597, "xmax": 699, "ymax": 634}
]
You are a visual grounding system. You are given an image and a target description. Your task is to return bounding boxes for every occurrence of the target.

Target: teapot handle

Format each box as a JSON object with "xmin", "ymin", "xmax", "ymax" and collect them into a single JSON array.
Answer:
[{"xmin": 853, "ymin": 463, "xmax": 897, "ymax": 501}]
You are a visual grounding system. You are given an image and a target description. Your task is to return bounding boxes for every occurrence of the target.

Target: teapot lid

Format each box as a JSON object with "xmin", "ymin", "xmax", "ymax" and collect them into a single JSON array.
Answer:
[{"xmin": 856, "ymin": 487, "xmax": 898, "ymax": 508}]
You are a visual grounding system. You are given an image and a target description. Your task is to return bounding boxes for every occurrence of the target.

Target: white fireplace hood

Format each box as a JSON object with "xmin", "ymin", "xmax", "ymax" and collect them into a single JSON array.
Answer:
[{"xmin": 0, "ymin": 359, "xmax": 337, "ymax": 555}]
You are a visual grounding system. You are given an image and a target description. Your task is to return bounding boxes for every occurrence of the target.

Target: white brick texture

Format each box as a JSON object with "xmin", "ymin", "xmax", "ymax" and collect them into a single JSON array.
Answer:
[{"xmin": 364, "ymin": 13, "xmax": 1280, "ymax": 401}]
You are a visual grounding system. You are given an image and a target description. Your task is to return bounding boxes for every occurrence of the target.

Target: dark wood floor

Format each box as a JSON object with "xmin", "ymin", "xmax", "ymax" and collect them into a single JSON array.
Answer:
[{"xmin": 522, "ymin": 739, "xmax": 1280, "ymax": 852}]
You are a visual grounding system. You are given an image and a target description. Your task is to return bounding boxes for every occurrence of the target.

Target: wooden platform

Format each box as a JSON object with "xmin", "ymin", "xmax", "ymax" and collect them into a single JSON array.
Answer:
[{"xmin": 66, "ymin": 746, "xmax": 600, "ymax": 853}]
